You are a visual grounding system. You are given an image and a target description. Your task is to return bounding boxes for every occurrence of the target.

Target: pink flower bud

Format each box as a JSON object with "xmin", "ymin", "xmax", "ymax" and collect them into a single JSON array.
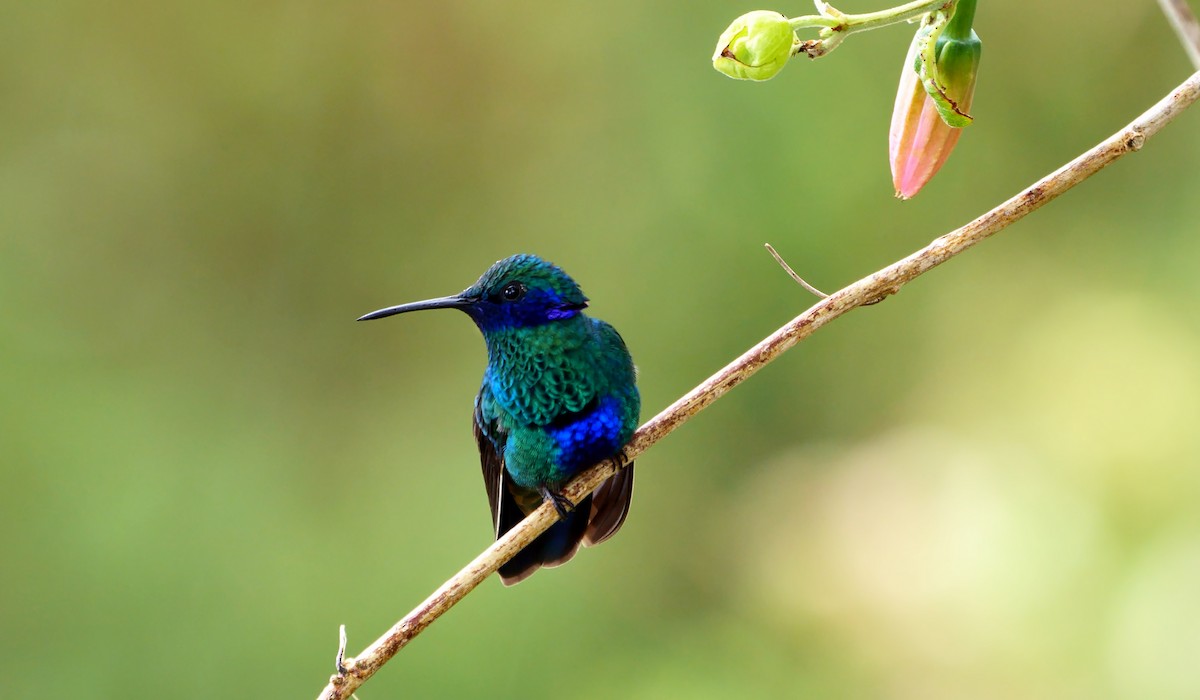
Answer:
[{"xmin": 889, "ymin": 5, "xmax": 981, "ymax": 199}]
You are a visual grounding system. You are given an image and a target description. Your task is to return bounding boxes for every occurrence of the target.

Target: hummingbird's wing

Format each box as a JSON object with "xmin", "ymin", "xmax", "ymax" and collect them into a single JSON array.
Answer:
[
  {"xmin": 471, "ymin": 410, "xmax": 507, "ymax": 540},
  {"xmin": 473, "ymin": 396, "xmax": 565, "ymax": 585},
  {"xmin": 472, "ymin": 397, "xmax": 529, "ymax": 545}
]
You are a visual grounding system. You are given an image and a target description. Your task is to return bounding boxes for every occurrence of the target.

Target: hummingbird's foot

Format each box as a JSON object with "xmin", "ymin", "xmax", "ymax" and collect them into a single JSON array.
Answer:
[
  {"xmin": 613, "ymin": 447, "xmax": 632, "ymax": 472},
  {"xmin": 540, "ymin": 486, "xmax": 574, "ymax": 520}
]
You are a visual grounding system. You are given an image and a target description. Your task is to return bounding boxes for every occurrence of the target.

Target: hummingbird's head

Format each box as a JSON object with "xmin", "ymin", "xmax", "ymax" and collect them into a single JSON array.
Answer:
[
  {"xmin": 357, "ymin": 254, "xmax": 589, "ymax": 332},
  {"xmin": 460, "ymin": 254, "xmax": 589, "ymax": 331}
]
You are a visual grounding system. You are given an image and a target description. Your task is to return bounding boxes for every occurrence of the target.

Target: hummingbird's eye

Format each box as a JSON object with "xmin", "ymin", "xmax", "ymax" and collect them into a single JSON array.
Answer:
[{"xmin": 500, "ymin": 282, "xmax": 527, "ymax": 302}]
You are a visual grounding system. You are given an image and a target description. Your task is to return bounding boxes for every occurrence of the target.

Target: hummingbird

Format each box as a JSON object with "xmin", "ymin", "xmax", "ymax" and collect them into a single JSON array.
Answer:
[{"xmin": 358, "ymin": 254, "xmax": 640, "ymax": 585}]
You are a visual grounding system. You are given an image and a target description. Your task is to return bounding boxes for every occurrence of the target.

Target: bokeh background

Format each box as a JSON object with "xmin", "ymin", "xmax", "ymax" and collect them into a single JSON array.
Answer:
[{"xmin": 4, "ymin": 2, "xmax": 1200, "ymax": 698}]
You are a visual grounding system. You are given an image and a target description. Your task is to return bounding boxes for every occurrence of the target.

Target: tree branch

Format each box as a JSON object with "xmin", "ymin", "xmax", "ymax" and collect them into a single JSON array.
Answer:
[
  {"xmin": 316, "ymin": 69, "xmax": 1200, "ymax": 700},
  {"xmin": 1158, "ymin": 0, "xmax": 1200, "ymax": 69}
]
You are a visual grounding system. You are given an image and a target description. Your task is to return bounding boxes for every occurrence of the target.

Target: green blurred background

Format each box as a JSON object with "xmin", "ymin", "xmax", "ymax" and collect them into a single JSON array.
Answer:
[{"xmin": 4, "ymin": 2, "xmax": 1200, "ymax": 698}]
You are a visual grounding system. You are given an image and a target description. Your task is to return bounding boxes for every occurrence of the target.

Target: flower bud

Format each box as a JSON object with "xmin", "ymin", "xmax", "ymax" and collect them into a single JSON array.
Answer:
[
  {"xmin": 888, "ymin": 7, "xmax": 981, "ymax": 199},
  {"xmin": 712, "ymin": 11, "xmax": 795, "ymax": 81}
]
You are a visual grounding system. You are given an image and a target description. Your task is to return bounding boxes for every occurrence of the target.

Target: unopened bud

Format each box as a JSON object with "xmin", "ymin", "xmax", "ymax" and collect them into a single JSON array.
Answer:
[
  {"xmin": 888, "ymin": 4, "xmax": 982, "ymax": 199},
  {"xmin": 712, "ymin": 11, "xmax": 795, "ymax": 81}
]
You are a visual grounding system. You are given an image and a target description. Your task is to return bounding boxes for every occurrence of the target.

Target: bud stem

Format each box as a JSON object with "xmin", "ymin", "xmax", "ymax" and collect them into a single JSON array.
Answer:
[
  {"xmin": 787, "ymin": 0, "xmax": 957, "ymax": 58},
  {"xmin": 944, "ymin": 0, "xmax": 976, "ymax": 41},
  {"xmin": 788, "ymin": 0, "xmax": 953, "ymax": 34}
]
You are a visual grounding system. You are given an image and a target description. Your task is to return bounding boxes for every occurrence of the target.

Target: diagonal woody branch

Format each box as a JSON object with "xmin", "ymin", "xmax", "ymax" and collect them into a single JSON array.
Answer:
[
  {"xmin": 1157, "ymin": 0, "xmax": 1200, "ymax": 69},
  {"xmin": 317, "ymin": 68, "xmax": 1200, "ymax": 700}
]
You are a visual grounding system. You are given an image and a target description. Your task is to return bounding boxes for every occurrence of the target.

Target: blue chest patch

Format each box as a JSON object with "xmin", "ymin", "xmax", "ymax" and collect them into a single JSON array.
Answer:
[{"xmin": 546, "ymin": 395, "xmax": 624, "ymax": 476}]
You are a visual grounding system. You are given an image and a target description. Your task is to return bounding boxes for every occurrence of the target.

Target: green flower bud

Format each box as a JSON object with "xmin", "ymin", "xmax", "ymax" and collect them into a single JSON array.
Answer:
[
  {"xmin": 712, "ymin": 11, "xmax": 795, "ymax": 81},
  {"xmin": 915, "ymin": 5, "xmax": 981, "ymax": 129}
]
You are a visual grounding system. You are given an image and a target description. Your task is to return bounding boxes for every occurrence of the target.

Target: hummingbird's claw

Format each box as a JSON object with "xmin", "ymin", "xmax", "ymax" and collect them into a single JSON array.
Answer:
[{"xmin": 540, "ymin": 486, "xmax": 574, "ymax": 520}]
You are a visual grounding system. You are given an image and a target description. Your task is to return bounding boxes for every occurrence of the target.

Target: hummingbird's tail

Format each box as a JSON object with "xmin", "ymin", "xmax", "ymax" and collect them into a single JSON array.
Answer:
[
  {"xmin": 497, "ymin": 494, "xmax": 592, "ymax": 585},
  {"xmin": 496, "ymin": 464, "xmax": 635, "ymax": 585}
]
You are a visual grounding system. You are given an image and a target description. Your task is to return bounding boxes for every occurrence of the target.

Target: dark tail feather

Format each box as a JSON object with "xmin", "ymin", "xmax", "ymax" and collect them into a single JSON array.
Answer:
[
  {"xmin": 497, "ymin": 495, "xmax": 592, "ymax": 586},
  {"xmin": 583, "ymin": 463, "xmax": 634, "ymax": 547},
  {"xmin": 540, "ymin": 494, "xmax": 591, "ymax": 568}
]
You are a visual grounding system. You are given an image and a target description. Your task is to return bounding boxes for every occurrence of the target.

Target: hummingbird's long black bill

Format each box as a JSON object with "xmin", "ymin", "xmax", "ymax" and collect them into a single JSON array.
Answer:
[{"xmin": 356, "ymin": 294, "xmax": 474, "ymax": 321}]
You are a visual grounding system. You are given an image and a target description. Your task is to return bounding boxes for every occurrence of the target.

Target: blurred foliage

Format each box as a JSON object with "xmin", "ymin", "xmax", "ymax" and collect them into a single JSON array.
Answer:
[{"xmin": 3, "ymin": 2, "xmax": 1200, "ymax": 698}]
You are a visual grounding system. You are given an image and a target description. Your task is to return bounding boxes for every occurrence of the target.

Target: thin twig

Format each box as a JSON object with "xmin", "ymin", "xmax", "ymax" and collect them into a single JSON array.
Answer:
[
  {"xmin": 316, "ymin": 69, "xmax": 1200, "ymax": 700},
  {"xmin": 764, "ymin": 243, "xmax": 829, "ymax": 299},
  {"xmin": 1158, "ymin": 0, "xmax": 1200, "ymax": 69},
  {"xmin": 766, "ymin": 243, "xmax": 888, "ymax": 306}
]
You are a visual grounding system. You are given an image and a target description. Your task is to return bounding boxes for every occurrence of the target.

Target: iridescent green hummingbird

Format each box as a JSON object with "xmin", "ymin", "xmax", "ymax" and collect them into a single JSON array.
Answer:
[{"xmin": 358, "ymin": 254, "xmax": 640, "ymax": 585}]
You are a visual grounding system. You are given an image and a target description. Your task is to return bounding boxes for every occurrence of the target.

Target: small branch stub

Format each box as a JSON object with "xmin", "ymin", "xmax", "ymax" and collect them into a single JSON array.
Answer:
[{"xmin": 335, "ymin": 625, "xmax": 348, "ymax": 675}]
